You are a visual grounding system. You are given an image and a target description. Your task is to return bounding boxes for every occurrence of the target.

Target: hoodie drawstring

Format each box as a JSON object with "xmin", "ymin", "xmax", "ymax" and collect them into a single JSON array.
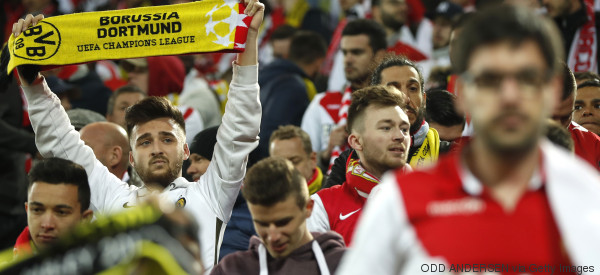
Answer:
[
  {"xmin": 312, "ymin": 240, "xmax": 330, "ymax": 275},
  {"xmin": 259, "ymin": 244, "xmax": 268, "ymax": 275},
  {"xmin": 258, "ymin": 240, "xmax": 331, "ymax": 275}
]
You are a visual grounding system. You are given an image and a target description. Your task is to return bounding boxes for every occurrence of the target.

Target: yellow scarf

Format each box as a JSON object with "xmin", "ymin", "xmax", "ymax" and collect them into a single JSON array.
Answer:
[
  {"xmin": 4, "ymin": 0, "xmax": 251, "ymax": 74},
  {"xmin": 307, "ymin": 167, "xmax": 323, "ymax": 195},
  {"xmin": 302, "ymin": 77, "xmax": 317, "ymax": 101},
  {"xmin": 409, "ymin": 128, "xmax": 441, "ymax": 168},
  {"xmin": 285, "ymin": 0, "xmax": 310, "ymax": 28}
]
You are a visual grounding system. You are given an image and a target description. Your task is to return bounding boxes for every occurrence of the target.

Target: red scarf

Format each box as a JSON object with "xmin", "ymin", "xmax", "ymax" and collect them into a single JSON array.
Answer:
[
  {"xmin": 328, "ymin": 85, "xmax": 353, "ymax": 173},
  {"xmin": 568, "ymin": 0, "xmax": 597, "ymax": 73},
  {"xmin": 345, "ymin": 152, "xmax": 413, "ymax": 197},
  {"xmin": 345, "ymin": 157, "xmax": 380, "ymax": 197},
  {"xmin": 321, "ymin": 18, "xmax": 348, "ymax": 76},
  {"xmin": 14, "ymin": 226, "xmax": 34, "ymax": 258}
]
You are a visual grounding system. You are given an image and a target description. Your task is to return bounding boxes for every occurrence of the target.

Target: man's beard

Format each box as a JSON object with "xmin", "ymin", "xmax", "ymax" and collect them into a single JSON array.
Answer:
[
  {"xmin": 346, "ymin": 65, "xmax": 372, "ymax": 85},
  {"xmin": 381, "ymin": 12, "xmax": 404, "ymax": 32},
  {"xmin": 410, "ymin": 106, "xmax": 426, "ymax": 134},
  {"xmin": 135, "ymin": 157, "xmax": 182, "ymax": 188},
  {"xmin": 477, "ymin": 112, "xmax": 541, "ymax": 157}
]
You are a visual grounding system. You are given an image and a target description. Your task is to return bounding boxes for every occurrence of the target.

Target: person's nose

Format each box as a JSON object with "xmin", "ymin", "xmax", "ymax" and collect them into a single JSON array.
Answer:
[
  {"xmin": 186, "ymin": 164, "xmax": 196, "ymax": 175},
  {"xmin": 392, "ymin": 127, "xmax": 406, "ymax": 142},
  {"xmin": 498, "ymin": 76, "xmax": 521, "ymax": 104},
  {"xmin": 267, "ymin": 224, "xmax": 282, "ymax": 243},
  {"xmin": 582, "ymin": 106, "xmax": 593, "ymax": 117},
  {"xmin": 40, "ymin": 212, "xmax": 56, "ymax": 231},
  {"xmin": 151, "ymin": 141, "xmax": 164, "ymax": 156}
]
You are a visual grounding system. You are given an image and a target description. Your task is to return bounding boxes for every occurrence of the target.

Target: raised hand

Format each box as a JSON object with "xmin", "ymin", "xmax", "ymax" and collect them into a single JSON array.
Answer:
[
  {"xmin": 237, "ymin": 0, "xmax": 264, "ymax": 66},
  {"xmin": 12, "ymin": 14, "xmax": 45, "ymax": 38},
  {"xmin": 243, "ymin": 0, "xmax": 264, "ymax": 36},
  {"xmin": 12, "ymin": 14, "xmax": 45, "ymax": 85}
]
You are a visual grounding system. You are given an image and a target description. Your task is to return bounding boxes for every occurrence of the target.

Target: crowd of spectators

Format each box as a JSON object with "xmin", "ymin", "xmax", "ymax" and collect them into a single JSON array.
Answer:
[{"xmin": 1, "ymin": 0, "xmax": 600, "ymax": 274}]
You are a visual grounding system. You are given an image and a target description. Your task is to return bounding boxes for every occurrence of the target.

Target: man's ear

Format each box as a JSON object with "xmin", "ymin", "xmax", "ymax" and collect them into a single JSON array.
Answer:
[
  {"xmin": 455, "ymin": 78, "xmax": 466, "ymax": 115},
  {"xmin": 82, "ymin": 209, "xmax": 93, "ymax": 223},
  {"xmin": 109, "ymin": 146, "xmax": 123, "ymax": 167},
  {"xmin": 309, "ymin": 151, "xmax": 317, "ymax": 167},
  {"xmin": 183, "ymin": 143, "xmax": 190, "ymax": 160},
  {"xmin": 348, "ymin": 133, "xmax": 363, "ymax": 152},
  {"xmin": 129, "ymin": 151, "xmax": 135, "ymax": 166},
  {"xmin": 24, "ymin": 202, "xmax": 28, "ymax": 213},
  {"xmin": 549, "ymin": 74, "xmax": 563, "ymax": 112},
  {"xmin": 305, "ymin": 199, "xmax": 315, "ymax": 218}
]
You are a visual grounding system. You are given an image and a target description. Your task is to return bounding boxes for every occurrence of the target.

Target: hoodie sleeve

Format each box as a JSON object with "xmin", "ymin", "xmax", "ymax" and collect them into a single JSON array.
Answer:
[
  {"xmin": 192, "ymin": 63, "xmax": 260, "ymax": 223},
  {"xmin": 22, "ymin": 78, "xmax": 136, "ymax": 214}
]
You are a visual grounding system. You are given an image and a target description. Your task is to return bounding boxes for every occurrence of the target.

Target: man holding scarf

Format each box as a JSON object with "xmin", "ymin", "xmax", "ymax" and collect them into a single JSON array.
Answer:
[{"xmin": 11, "ymin": 0, "xmax": 264, "ymax": 272}]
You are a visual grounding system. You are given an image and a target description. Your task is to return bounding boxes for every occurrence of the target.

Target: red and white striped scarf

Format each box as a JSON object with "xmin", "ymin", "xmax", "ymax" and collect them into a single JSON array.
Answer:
[
  {"xmin": 320, "ymin": 18, "xmax": 347, "ymax": 76},
  {"xmin": 568, "ymin": 0, "xmax": 597, "ymax": 73},
  {"xmin": 328, "ymin": 85, "xmax": 353, "ymax": 173}
]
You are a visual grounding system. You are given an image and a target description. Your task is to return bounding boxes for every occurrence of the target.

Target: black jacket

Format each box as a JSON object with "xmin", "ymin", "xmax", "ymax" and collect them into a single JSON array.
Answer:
[{"xmin": 251, "ymin": 59, "xmax": 312, "ymax": 164}]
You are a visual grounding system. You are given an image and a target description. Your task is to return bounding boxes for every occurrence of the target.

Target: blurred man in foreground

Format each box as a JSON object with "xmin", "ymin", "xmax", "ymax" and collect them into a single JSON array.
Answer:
[{"xmin": 338, "ymin": 5, "xmax": 600, "ymax": 274}]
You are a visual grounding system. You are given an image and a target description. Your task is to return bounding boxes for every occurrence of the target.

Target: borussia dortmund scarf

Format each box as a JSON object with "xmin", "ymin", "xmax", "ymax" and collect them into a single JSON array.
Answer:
[
  {"xmin": 409, "ymin": 125, "xmax": 440, "ymax": 168},
  {"xmin": 1, "ymin": 203, "xmax": 200, "ymax": 274},
  {"xmin": 1, "ymin": 0, "xmax": 252, "ymax": 76}
]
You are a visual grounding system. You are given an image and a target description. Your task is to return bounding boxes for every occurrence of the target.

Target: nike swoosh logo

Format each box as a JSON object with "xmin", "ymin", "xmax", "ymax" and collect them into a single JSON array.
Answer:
[
  {"xmin": 339, "ymin": 209, "xmax": 361, "ymax": 220},
  {"xmin": 122, "ymin": 202, "xmax": 136, "ymax": 208}
]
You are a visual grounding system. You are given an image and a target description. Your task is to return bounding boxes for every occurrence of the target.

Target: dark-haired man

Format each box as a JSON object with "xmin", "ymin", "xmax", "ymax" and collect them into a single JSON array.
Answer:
[
  {"xmin": 14, "ymin": 157, "xmax": 93, "ymax": 258},
  {"xmin": 551, "ymin": 63, "xmax": 600, "ymax": 170},
  {"xmin": 425, "ymin": 89, "xmax": 465, "ymax": 142},
  {"xmin": 302, "ymin": 19, "xmax": 387, "ymax": 171},
  {"xmin": 306, "ymin": 85, "xmax": 411, "ymax": 245},
  {"xmin": 254, "ymin": 30, "xmax": 327, "ymax": 161},
  {"xmin": 574, "ymin": 80, "xmax": 600, "ymax": 135},
  {"xmin": 13, "ymin": 1, "xmax": 264, "ymax": 271},
  {"xmin": 212, "ymin": 157, "xmax": 346, "ymax": 275},
  {"xmin": 372, "ymin": 56, "xmax": 448, "ymax": 168},
  {"xmin": 105, "ymin": 82, "xmax": 203, "ymax": 146},
  {"xmin": 186, "ymin": 126, "xmax": 219, "ymax": 182},
  {"xmin": 105, "ymin": 85, "xmax": 146, "ymax": 130},
  {"xmin": 338, "ymin": 5, "xmax": 600, "ymax": 273}
]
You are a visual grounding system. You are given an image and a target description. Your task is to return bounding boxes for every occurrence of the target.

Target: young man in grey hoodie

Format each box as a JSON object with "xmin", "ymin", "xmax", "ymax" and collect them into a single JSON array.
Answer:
[{"xmin": 211, "ymin": 157, "xmax": 346, "ymax": 275}]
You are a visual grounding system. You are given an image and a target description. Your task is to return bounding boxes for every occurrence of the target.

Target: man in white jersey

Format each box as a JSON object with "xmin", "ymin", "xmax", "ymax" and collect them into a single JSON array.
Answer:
[{"xmin": 12, "ymin": 1, "xmax": 264, "ymax": 272}]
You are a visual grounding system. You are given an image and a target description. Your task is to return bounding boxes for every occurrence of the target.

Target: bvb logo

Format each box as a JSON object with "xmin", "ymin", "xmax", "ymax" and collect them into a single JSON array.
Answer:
[
  {"xmin": 176, "ymin": 197, "xmax": 186, "ymax": 208},
  {"xmin": 13, "ymin": 21, "xmax": 61, "ymax": 61}
]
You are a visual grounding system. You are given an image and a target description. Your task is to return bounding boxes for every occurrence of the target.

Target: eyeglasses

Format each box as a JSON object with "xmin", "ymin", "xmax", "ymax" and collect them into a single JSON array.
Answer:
[{"xmin": 460, "ymin": 68, "xmax": 553, "ymax": 96}]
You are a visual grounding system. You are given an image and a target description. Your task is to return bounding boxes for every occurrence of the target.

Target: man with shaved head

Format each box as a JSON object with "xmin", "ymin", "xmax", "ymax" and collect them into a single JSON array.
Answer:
[{"xmin": 80, "ymin": 122, "xmax": 130, "ymax": 180}]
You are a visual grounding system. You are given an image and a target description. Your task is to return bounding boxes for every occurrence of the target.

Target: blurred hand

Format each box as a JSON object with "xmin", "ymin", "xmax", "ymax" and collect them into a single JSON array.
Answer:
[{"xmin": 328, "ymin": 124, "xmax": 349, "ymax": 149}]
